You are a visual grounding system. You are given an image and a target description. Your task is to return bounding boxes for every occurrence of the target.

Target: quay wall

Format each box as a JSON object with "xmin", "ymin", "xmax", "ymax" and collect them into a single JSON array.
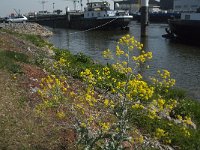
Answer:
[{"xmin": 28, "ymin": 14, "xmax": 70, "ymax": 28}]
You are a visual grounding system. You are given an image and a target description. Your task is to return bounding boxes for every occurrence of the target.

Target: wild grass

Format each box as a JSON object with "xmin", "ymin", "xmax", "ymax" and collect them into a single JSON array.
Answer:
[
  {"xmin": 2, "ymin": 28, "xmax": 53, "ymax": 48},
  {"xmin": 126, "ymin": 83, "xmax": 200, "ymax": 149},
  {"xmin": 0, "ymin": 50, "xmax": 29, "ymax": 73},
  {"xmin": 23, "ymin": 35, "xmax": 200, "ymax": 149},
  {"xmin": 0, "ymin": 71, "xmax": 64, "ymax": 149},
  {"xmin": 1, "ymin": 31, "xmax": 200, "ymax": 149},
  {"xmin": 53, "ymin": 48, "xmax": 200, "ymax": 150},
  {"xmin": 0, "ymin": 31, "xmax": 73, "ymax": 149},
  {"xmin": 22, "ymin": 34, "xmax": 53, "ymax": 48}
]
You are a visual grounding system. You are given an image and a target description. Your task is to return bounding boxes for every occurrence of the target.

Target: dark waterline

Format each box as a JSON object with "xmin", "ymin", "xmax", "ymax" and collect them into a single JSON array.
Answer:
[{"xmin": 48, "ymin": 21, "xmax": 200, "ymax": 101}]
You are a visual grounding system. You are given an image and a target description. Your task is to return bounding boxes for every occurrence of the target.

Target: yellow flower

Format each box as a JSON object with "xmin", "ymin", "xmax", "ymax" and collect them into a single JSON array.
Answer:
[
  {"xmin": 138, "ymin": 136, "xmax": 144, "ymax": 143},
  {"xmin": 165, "ymin": 139, "xmax": 171, "ymax": 144},
  {"xmin": 132, "ymin": 103, "xmax": 140, "ymax": 109},
  {"xmin": 102, "ymin": 49, "xmax": 113, "ymax": 59},
  {"xmin": 148, "ymin": 110, "xmax": 157, "ymax": 119},
  {"xmin": 184, "ymin": 116, "xmax": 193, "ymax": 125},
  {"xmin": 126, "ymin": 67, "xmax": 132, "ymax": 73},
  {"xmin": 37, "ymin": 89, "xmax": 42, "ymax": 95},
  {"xmin": 132, "ymin": 104, "xmax": 144, "ymax": 109},
  {"xmin": 57, "ymin": 111, "xmax": 65, "ymax": 119},
  {"xmin": 126, "ymin": 34, "xmax": 130, "ymax": 38},
  {"xmin": 51, "ymin": 75, "xmax": 56, "ymax": 78},
  {"xmin": 70, "ymin": 91, "xmax": 75, "ymax": 97},
  {"xmin": 59, "ymin": 57, "xmax": 66, "ymax": 64},
  {"xmin": 155, "ymin": 128, "xmax": 166, "ymax": 139},
  {"xmin": 122, "ymin": 61, "xmax": 128, "ymax": 66},
  {"xmin": 177, "ymin": 115, "xmax": 183, "ymax": 121},
  {"xmin": 81, "ymin": 122, "xmax": 87, "ymax": 128},
  {"xmin": 158, "ymin": 99, "xmax": 165, "ymax": 107},
  {"xmin": 104, "ymin": 99, "xmax": 109, "ymax": 107},
  {"xmin": 129, "ymin": 46, "xmax": 134, "ymax": 50},
  {"xmin": 63, "ymin": 87, "xmax": 67, "ymax": 92},
  {"xmin": 88, "ymin": 116, "xmax": 94, "ymax": 123},
  {"xmin": 100, "ymin": 122, "xmax": 110, "ymax": 132},
  {"xmin": 116, "ymin": 45, "xmax": 124, "ymax": 56},
  {"xmin": 85, "ymin": 94, "xmax": 92, "ymax": 101},
  {"xmin": 47, "ymin": 83, "xmax": 52, "ymax": 89},
  {"xmin": 182, "ymin": 127, "xmax": 191, "ymax": 137}
]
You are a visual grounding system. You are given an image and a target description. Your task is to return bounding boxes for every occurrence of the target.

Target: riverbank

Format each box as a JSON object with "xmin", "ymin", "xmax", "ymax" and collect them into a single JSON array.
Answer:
[
  {"xmin": 0, "ymin": 27, "xmax": 200, "ymax": 149},
  {"xmin": 0, "ymin": 26, "xmax": 61, "ymax": 149},
  {"xmin": 0, "ymin": 22, "xmax": 53, "ymax": 36},
  {"xmin": 48, "ymin": 23, "xmax": 200, "ymax": 101}
]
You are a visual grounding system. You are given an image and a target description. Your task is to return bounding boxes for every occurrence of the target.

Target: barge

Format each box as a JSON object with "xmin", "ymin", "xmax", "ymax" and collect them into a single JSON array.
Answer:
[
  {"xmin": 28, "ymin": 1, "xmax": 133, "ymax": 30},
  {"xmin": 163, "ymin": 12, "xmax": 200, "ymax": 41}
]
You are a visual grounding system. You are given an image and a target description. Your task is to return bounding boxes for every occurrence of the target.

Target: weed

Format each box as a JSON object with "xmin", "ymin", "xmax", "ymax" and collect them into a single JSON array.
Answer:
[
  {"xmin": 2, "ymin": 29, "xmax": 53, "ymax": 48},
  {"xmin": 0, "ymin": 50, "xmax": 29, "ymax": 73}
]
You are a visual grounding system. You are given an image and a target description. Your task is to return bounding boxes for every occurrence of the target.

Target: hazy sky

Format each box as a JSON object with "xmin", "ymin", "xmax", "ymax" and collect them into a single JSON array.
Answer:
[
  {"xmin": 0, "ymin": 0, "xmax": 160, "ymax": 17},
  {"xmin": 0, "ymin": 0, "xmax": 83, "ymax": 17}
]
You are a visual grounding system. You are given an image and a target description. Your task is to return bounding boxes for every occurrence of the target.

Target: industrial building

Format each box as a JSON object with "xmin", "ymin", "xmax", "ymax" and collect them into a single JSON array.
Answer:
[
  {"xmin": 173, "ymin": 0, "xmax": 200, "ymax": 12},
  {"xmin": 114, "ymin": 0, "xmax": 160, "ymax": 14}
]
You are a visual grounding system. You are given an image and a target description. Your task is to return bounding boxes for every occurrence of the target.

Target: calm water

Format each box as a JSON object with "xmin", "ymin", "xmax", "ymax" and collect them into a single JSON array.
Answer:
[{"xmin": 48, "ymin": 21, "xmax": 200, "ymax": 101}]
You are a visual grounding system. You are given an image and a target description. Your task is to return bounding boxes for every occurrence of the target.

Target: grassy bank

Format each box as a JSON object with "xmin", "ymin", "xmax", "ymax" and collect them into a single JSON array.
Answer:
[
  {"xmin": 0, "ymin": 29, "xmax": 200, "ymax": 149},
  {"xmin": 53, "ymin": 48, "xmax": 200, "ymax": 150}
]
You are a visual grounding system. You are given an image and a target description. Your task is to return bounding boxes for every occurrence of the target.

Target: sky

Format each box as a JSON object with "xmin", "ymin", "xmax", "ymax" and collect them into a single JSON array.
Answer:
[
  {"xmin": 0, "ymin": 0, "xmax": 83, "ymax": 17},
  {"xmin": 0, "ymin": 0, "xmax": 160, "ymax": 17}
]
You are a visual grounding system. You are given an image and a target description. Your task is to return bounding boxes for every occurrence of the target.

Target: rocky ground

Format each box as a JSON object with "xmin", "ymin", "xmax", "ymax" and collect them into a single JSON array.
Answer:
[{"xmin": 0, "ymin": 22, "xmax": 53, "ymax": 36}]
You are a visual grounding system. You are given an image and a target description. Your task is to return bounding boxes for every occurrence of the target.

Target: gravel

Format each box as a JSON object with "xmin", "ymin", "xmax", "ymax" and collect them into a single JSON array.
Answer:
[{"xmin": 0, "ymin": 22, "xmax": 53, "ymax": 37}]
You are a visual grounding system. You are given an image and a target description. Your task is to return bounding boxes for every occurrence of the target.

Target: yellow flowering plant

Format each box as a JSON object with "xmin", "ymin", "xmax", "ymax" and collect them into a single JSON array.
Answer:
[
  {"xmin": 75, "ymin": 34, "xmax": 182, "ymax": 149},
  {"xmin": 36, "ymin": 34, "xmax": 195, "ymax": 149}
]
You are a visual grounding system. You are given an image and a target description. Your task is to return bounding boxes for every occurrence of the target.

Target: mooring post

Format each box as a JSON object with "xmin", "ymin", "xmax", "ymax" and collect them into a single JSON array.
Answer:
[
  {"xmin": 65, "ymin": 7, "xmax": 71, "ymax": 28},
  {"xmin": 140, "ymin": 0, "xmax": 149, "ymax": 37}
]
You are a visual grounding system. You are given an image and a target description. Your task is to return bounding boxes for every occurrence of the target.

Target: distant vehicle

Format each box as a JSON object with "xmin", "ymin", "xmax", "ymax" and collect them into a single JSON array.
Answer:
[
  {"xmin": 0, "ymin": 17, "xmax": 4, "ymax": 23},
  {"xmin": 6, "ymin": 15, "xmax": 28, "ymax": 23}
]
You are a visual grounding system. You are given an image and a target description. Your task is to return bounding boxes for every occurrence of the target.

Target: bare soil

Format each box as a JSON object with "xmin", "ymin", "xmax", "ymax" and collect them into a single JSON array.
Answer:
[{"xmin": 0, "ymin": 28, "xmax": 68, "ymax": 149}]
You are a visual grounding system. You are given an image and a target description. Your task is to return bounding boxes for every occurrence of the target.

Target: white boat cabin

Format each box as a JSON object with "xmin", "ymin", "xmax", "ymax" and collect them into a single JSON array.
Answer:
[{"xmin": 83, "ymin": 1, "xmax": 129, "ymax": 19}]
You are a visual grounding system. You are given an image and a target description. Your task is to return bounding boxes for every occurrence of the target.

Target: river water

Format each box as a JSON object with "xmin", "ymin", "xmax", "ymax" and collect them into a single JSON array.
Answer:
[{"xmin": 48, "ymin": 21, "xmax": 200, "ymax": 101}]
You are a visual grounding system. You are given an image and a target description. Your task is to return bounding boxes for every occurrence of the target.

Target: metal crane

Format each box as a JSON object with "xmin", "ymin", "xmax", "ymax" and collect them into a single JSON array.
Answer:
[
  {"xmin": 39, "ymin": 0, "xmax": 48, "ymax": 12},
  {"xmin": 13, "ymin": 9, "xmax": 21, "ymax": 16},
  {"xmin": 64, "ymin": 0, "xmax": 81, "ymax": 11}
]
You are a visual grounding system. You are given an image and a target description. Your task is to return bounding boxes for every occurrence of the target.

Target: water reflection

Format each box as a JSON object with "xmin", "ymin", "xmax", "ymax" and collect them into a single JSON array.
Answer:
[{"xmin": 48, "ymin": 21, "xmax": 200, "ymax": 101}]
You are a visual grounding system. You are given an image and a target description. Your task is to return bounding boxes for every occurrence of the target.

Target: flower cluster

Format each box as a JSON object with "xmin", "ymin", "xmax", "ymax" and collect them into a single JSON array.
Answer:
[
  {"xmin": 36, "ymin": 74, "xmax": 71, "ymax": 118},
  {"xmin": 127, "ymin": 79, "xmax": 154, "ymax": 100},
  {"xmin": 37, "ymin": 75, "xmax": 68, "ymax": 102},
  {"xmin": 36, "ymin": 34, "xmax": 195, "ymax": 149},
  {"xmin": 80, "ymin": 68, "xmax": 96, "ymax": 85},
  {"xmin": 102, "ymin": 49, "xmax": 113, "ymax": 59},
  {"xmin": 151, "ymin": 70, "xmax": 176, "ymax": 93},
  {"xmin": 132, "ymin": 51, "xmax": 152, "ymax": 64}
]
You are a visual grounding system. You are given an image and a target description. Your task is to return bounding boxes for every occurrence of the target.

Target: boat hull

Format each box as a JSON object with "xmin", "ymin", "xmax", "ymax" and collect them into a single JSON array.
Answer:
[
  {"xmin": 28, "ymin": 14, "xmax": 70, "ymax": 28},
  {"xmin": 70, "ymin": 17, "xmax": 132, "ymax": 30},
  {"xmin": 168, "ymin": 19, "xmax": 200, "ymax": 41},
  {"xmin": 28, "ymin": 14, "xmax": 132, "ymax": 30}
]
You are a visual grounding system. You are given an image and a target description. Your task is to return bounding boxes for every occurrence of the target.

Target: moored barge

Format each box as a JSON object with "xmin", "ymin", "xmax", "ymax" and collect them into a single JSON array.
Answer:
[
  {"xmin": 28, "ymin": 1, "xmax": 133, "ymax": 30},
  {"xmin": 163, "ymin": 12, "xmax": 200, "ymax": 41}
]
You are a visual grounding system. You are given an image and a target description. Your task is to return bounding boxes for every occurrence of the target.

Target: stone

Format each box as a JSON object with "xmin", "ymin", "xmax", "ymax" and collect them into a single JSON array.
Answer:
[{"xmin": 0, "ymin": 22, "xmax": 53, "ymax": 37}]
